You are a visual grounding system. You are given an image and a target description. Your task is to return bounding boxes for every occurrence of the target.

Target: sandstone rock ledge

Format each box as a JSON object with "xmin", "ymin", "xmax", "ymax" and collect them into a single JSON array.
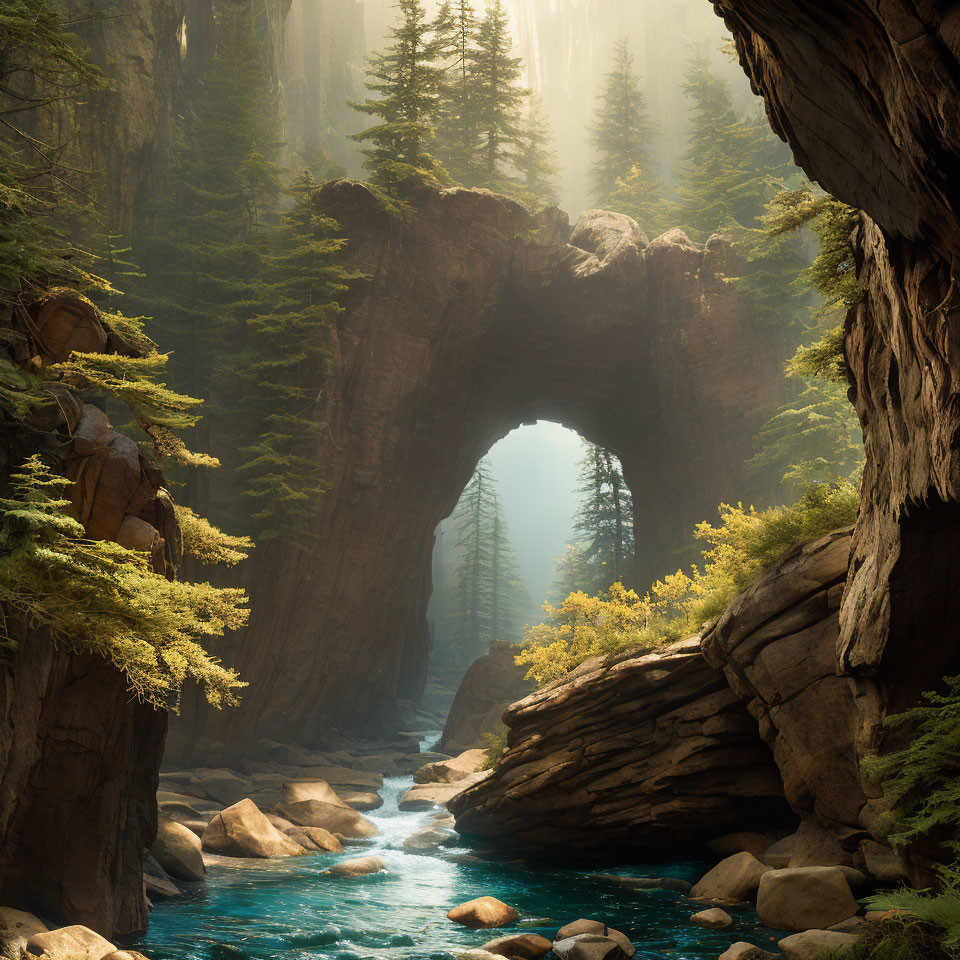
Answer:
[{"xmin": 450, "ymin": 637, "xmax": 791, "ymax": 852}]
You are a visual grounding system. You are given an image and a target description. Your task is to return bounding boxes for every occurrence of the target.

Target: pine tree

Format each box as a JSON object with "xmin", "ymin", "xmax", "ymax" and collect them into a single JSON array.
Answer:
[
  {"xmin": 234, "ymin": 171, "xmax": 350, "ymax": 548},
  {"xmin": 574, "ymin": 444, "xmax": 635, "ymax": 593},
  {"xmin": 350, "ymin": 0, "xmax": 445, "ymax": 194},
  {"xmin": 514, "ymin": 93, "xmax": 561, "ymax": 206},
  {"xmin": 674, "ymin": 55, "xmax": 789, "ymax": 241},
  {"xmin": 432, "ymin": 0, "xmax": 479, "ymax": 182},
  {"xmin": 449, "ymin": 459, "xmax": 528, "ymax": 664},
  {"xmin": 589, "ymin": 40, "xmax": 657, "ymax": 206},
  {"xmin": 467, "ymin": 0, "xmax": 528, "ymax": 189}
]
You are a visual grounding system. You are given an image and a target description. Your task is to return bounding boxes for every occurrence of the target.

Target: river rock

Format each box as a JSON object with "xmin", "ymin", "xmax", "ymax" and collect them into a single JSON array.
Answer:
[
  {"xmin": 151, "ymin": 819, "xmax": 205, "ymax": 881},
  {"xmin": 777, "ymin": 930, "xmax": 859, "ymax": 960},
  {"xmin": 859, "ymin": 839, "xmax": 909, "ymax": 882},
  {"xmin": 718, "ymin": 944, "xmax": 777, "ymax": 960},
  {"xmin": 690, "ymin": 909, "xmax": 733, "ymax": 929},
  {"xmin": 690, "ymin": 852, "xmax": 770, "ymax": 902},
  {"xmin": 285, "ymin": 826, "xmax": 342, "ymax": 853},
  {"xmin": 447, "ymin": 896, "xmax": 519, "ymax": 929},
  {"xmin": 400, "ymin": 772, "xmax": 490, "ymax": 811},
  {"xmin": 189, "ymin": 768, "xmax": 253, "ymax": 807},
  {"xmin": 553, "ymin": 935, "xmax": 629, "ymax": 960},
  {"xmin": 479, "ymin": 934, "xmax": 552, "ymax": 959},
  {"xmin": 403, "ymin": 817, "xmax": 457, "ymax": 851},
  {"xmin": 202, "ymin": 799, "xmax": 305, "ymax": 858},
  {"xmin": 273, "ymin": 799, "xmax": 378, "ymax": 838},
  {"xmin": 157, "ymin": 800, "xmax": 206, "ymax": 823},
  {"xmin": 456, "ymin": 951, "xmax": 508, "ymax": 960},
  {"xmin": 0, "ymin": 907, "xmax": 48, "ymax": 957},
  {"xmin": 415, "ymin": 749, "xmax": 487, "ymax": 784},
  {"xmin": 756, "ymin": 867, "xmax": 859, "ymax": 931},
  {"xmin": 279, "ymin": 780, "xmax": 348, "ymax": 807},
  {"xmin": 144, "ymin": 872, "xmax": 180, "ymax": 899},
  {"xmin": 555, "ymin": 921, "xmax": 633, "ymax": 958},
  {"xmin": 26, "ymin": 926, "xmax": 116, "ymax": 960},
  {"xmin": 324, "ymin": 856, "xmax": 384, "ymax": 877},
  {"xmin": 338, "ymin": 790, "xmax": 383, "ymax": 811}
]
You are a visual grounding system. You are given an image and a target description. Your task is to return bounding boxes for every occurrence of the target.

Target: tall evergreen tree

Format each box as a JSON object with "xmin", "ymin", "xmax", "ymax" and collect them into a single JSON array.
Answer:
[
  {"xmin": 589, "ymin": 40, "xmax": 656, "ymax": 205},
  {"xmin": 449, "ymin": 459, "xmax": 528, "ymax": 663},
  {"xmin": 514, "ymin": 93, "xmax": 561, "ymax": 206},
  {"xmin": 432, "ymin": 0, "xmax": 479, "ymax": 182},
  {"xmin": 467, "ymin": 0, "xmax": 528, "ymax": 188},
  {"xmin": 574, "ymin": 443, "xmax": 635, "ymax": 593},
  {"xmin": 350, "ymin": 0, "xmax": 445, "ymax": 193},
  {"xmin": 674, "ymin": 55, "xmax": 791, "ymax": 241}
]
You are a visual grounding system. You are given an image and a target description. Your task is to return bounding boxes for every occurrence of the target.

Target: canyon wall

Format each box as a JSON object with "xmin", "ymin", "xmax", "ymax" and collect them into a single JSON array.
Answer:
[{"xmin": 167, "ymin": 182, "xmax": 787, "ymax": 763}]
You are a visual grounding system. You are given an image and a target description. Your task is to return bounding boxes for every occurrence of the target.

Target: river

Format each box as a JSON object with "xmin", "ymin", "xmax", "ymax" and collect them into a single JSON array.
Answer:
[{"xmin": 136, "ymin": 771, "xmax": 782, "ymax": 960}]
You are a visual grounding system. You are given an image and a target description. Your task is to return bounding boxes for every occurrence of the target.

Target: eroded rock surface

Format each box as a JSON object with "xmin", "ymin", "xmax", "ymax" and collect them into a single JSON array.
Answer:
[
  {"xmin": 171, "ymin": 184, "xmax": 787, "ymax": 762},
  {"xmin": 450, "ymin": 637, "xmax": 789, "ymax": 851}
]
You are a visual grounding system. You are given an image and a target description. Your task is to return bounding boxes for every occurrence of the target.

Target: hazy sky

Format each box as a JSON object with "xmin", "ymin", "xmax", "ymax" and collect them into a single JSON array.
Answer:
[{"xmin": 486, "ymin": 421, "xmax": 585, "ymax": 609}]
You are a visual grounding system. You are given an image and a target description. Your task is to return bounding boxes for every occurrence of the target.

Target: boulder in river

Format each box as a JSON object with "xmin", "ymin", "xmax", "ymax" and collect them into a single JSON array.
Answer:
[
  {"xmin": 552, "ymin": 935, "xmax": 629, "ymax": 960},
  {"xmin": 447, "ymin": 896, "xmax": 519, "ymax": 929},
  {"xmin": 554, "ymin": 921, "xmax": 634, "ymax": 958},
  {"xmin": 151, "ymin": 819, "xmax": 205, "ymax": 881},
  {"xmin": 689, "ymin": 909, "xmax": 733, "ymax": 929},
  {"xmin": 777, "ymin": 930, "xmax": 859, "ymax": 960},
  {"xmin": 26, "ymin": 926, "xmax": 116, "ymax": 960},
  {"xmin": 588, "ymin": 874, "xmax": 691, "ymax": 893},
  {"xmin": 479, "ymin": 933, "xmax": 552, "ymax": 959},
  {"xmin": 279, "ymin": 780, "xmax": 347, "ymax": 807},
  {"xmin": 689, "ymin": 852, "xmax": 771, "ymax": 902},
  {"xmin": 400, "ymin": 772, "xmax": 490, "ymax": 811},
  {"xmin": 285, "ymin": 826, "xmax": 343, "ymax": 853},
  {"xmin": 338, "ymin": 790, "xmax": 383, "ymax": 811},
  {"xmin": 273, "ymin": 799, "xmax": 378, "ymax": 838},
  {"xmin": 756, "ymin": 867, "xmax": 859, "ymax": 931},
  {"xmin": 202, "ymin": 799, "xmax": 305, "ymax": 858},
  {"xmin": 324, "ymin": 856, "xmax": 385, "ymax": 877},
  {"xmin": 718, "ymin": 944, "xmax": 778, "ymax": 960},
  {"xmin": 414, "ymin": 749, "xmax": 487, "ymax": 785}
]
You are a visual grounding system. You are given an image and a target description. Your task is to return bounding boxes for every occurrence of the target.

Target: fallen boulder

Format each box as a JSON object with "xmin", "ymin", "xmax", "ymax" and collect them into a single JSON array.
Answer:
[
  {"xmin": 324, "ymin": 856, "xmax": 385, "ymax": 877},
  {"xmin": 554, "ymin": 921, "xmax": 634, "ymax": 958},
  {"xmin": 690, "ymin": 852, "xmax": 770, "ymax": 902},
  {"xmin": 415, "ymin": 749, "xmax": 487, "ymax": 785},
  {"xmin": 756, "ymin": 867, "xmax": 859, "ymax": 931},
  {"xmin": 589, "ymin": 874, "xmax": 691, "ymax": 893},
  {"xmin": 777, "ymin": 930, "xmax": 859, "ymax": 960},
  {"xmin": 279, "ymin": 780, "xmax": 347, "ymax": 807},
  {"xmin": 285, "ymin": 825, "xmax": 342, "ymax": 853},
  {"xmin": 202, "ymin": 799, "xmax": 305, "ymax": 858},
  {"xmin": 479, "ymin": 934, "xmax": 552, "ymax": 959},
  {"xmin": 717, "ymin": 944, "xmax": 777, "ymax": 960},
  {"xmin": 553, "ymin": 935, "xmax": 628, "ymax": 960},
  {"xmin": 151, "ymin": 819, "xmax": 205, "ymax": 881},
  {"xmin": 26, "ymin": 926, "xmax": 116, "ymax": 960},
  {"xmin": 447, "ymin": 896, "xmax": 518, "ymax": 929},
  {"xmin": 273, "ymin": 799, "xmax": 378, "ymax": 838},
  {"xmin": 690, "ymin": 908, "xmax": 733, "ymax": 929}
]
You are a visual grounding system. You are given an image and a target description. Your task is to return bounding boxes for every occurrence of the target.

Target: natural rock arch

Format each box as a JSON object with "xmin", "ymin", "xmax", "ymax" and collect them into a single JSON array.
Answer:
[{"xmin": 169, "ymin": 182, "xmax": 787, "ymax": 762}]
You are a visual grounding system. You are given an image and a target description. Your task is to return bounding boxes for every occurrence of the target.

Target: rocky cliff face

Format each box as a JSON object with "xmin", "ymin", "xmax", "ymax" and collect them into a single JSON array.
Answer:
[
  {"xmin": 716, "ymin": 2, "xmax": 960, "ymax": 859},
  {"xmin": 450, "ymin": 636, "xmax": 792, "ymax": 852},
  {"xmin": 0, "ymin": 296, "xmax": 178, "ymax": 936},
  {"xmin": 168, "ymin": 181, "xmax": 787, "ymax": 763},
  {"xmin": 438, "ymin": 641, "xmax": 535, "ymax": 756}
]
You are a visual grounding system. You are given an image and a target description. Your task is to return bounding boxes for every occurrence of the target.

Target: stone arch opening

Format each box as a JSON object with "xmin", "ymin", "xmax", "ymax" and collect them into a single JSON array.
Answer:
[{"xmin": 168, "ymin": 182, "xmax": 789, "ymax": 765}]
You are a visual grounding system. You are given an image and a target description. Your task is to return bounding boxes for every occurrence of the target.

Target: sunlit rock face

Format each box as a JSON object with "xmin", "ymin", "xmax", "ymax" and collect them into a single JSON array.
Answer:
[
  {"xmin": 450, "ymin": 635, "xmax": 792, "ymax": 852},
  {"xmin": 168, "ymin": 179, "xmax": 786, "ymax": 763},
  {"xmin": 718, "ymin": 1, "xmax": 960, "ymax": 844}
]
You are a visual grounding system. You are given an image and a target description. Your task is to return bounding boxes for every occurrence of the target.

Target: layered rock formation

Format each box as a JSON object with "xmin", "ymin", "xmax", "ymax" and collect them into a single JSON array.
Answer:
[
  {"xmin": 439, "ymin": 642, "xmax": 535, "ymax": 755},
  {"xmin": 450, "ymin": 636, "xmax": 791, "ymax": 851},
  {"xmin": 169, "ymin": 182, "xmax": 787, "ymax": 762},
  {"xmin": 716, "ymin": 3, "xmax": 960, "ymax": 860}
]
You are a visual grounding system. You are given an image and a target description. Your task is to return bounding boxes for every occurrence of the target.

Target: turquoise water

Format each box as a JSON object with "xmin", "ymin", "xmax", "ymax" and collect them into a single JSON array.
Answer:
[{"xmin": 135, "ymin": 777, "xmax": 783, "ymax": 960}]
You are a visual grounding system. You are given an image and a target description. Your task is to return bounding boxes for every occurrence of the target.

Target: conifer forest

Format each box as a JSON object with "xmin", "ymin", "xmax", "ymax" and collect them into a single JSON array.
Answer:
[{"xmin": 2, "ymin": 3, "xmax": 960, "ymax": 960}]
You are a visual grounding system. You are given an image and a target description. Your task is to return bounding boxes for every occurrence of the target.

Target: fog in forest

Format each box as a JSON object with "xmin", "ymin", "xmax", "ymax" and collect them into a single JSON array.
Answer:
[{"xmin": 321, "ymin": 0, "xmax": 759, "ymax": 215}]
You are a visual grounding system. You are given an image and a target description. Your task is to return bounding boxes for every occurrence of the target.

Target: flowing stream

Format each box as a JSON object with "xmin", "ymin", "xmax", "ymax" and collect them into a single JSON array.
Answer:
[{"xmin": 136, "ymin": 748, "xmax": 781, "ymax": 960}]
